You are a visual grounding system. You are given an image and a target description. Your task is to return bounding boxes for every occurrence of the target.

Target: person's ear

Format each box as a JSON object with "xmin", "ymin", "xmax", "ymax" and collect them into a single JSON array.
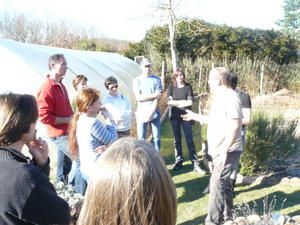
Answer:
[{"xmin": 86, "ymin": 106, "xmax": 91, "ymax": 113}]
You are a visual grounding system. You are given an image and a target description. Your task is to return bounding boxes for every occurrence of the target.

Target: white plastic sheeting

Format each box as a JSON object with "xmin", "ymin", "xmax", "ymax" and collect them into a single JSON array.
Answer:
[{"xmin": 0, "ymin": 39, "xmax": 142, "ymax": 104}]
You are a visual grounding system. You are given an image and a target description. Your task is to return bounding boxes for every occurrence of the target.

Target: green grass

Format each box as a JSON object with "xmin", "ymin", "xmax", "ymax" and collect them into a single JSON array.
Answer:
[{"xmin": 160, "ymin": 118, "xmax": 300, "ymax": 225}]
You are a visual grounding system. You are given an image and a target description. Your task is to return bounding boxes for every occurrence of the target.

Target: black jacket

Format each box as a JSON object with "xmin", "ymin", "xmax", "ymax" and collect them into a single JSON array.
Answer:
[{"xmin": 0, "ymin": 147, "xmax": 70, "ymax": 225}]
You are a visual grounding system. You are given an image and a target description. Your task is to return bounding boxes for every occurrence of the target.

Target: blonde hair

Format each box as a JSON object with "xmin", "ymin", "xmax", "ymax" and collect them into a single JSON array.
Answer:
[
  {"xmin": 68, "ymin": 88, "xmax": 100, "ymax": 159},
  {"xmin": 77, "ymin": 138, "xmax": 177, "ymax": 225},
  {"xmin": 72, "ymin": 75, "xmax": 88, "ymax": 91}
]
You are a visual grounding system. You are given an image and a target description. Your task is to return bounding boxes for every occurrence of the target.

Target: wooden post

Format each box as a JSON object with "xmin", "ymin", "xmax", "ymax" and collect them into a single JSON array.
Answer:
[
  {"xmin": 198, "ymin": 64, "xmax": 202, "ymax": 91},
  {"xmin": 161, "ymin": 60, "xmax": 165, "ymax": 91},
  {"xmin": 260, "ymin": 63, "xmax": 264, "ymax": 95}
]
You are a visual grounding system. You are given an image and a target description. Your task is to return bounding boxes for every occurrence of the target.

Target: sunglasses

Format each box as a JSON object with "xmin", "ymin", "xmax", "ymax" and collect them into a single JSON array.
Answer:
[{"xmin": 109, "ymin": 84, "xmax": 118, "ymax": 89}]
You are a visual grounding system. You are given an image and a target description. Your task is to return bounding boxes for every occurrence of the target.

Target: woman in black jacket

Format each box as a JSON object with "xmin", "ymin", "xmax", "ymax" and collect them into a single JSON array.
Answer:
[{"xmin": 0, "ymin": 93, "xmax": 70, "ymax": 225}]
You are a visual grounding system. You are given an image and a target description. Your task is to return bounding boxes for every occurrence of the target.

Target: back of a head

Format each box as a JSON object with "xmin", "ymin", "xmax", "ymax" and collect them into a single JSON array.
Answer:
[
  {"xmin": 78, "ymin": 138, "xmax": 177, "ymax": 225},
  {"xmin": 230, "ymin": 73, "xmax": 238, "ymax": 90},
  {"xmin": 209, "ymin": 67, "xmax": 232, "ymax": 87},
  {"xmin": 0, "ymin": 93, "xmax": 38, "ymax": 146}
]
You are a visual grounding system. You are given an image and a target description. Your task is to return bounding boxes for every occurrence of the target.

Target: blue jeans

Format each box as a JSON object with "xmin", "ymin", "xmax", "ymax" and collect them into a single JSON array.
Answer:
[
  {"xmin": 49, "ymin": 135, "xmax": 72, "ymax": 183},
  {"xmin": 170, "ymin": 119, "xmax": 198, "ymax": 165},
  {"xmin": 136, "ymin": 111, "xmax": 160, "ymax": 152},
  {"xmin": 68, "ymin": 159, "xmax": 87, "ymax": 195}
]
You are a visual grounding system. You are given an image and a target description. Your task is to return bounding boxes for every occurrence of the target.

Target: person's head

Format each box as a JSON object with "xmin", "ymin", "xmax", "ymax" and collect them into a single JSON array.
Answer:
[
  {"xmin": 76, "ymin": 88, "xmax": 102, "ymax": 117},
  {"xmin": 48, "ymin": 54, "xmax": 68, "ymax": 82},
  {"xmin": 78, "ymin": 138, "xmax": 177, "ymax": 225},
  {"xmin": 0, "ymin": 93, "xmax": 38, "ymax": 147},
  {"xmin": 230, "ymin": 73, "xmax": 238, "ymax": 90},
  {"xmin": 208, "ymin": 67, "xmax": 232, "ymax": 93},
  {"xmin": 104, "ymin": 76, "xmax": 119, "ymax": 96},
  {"xmin": 73, "ymin": 75, "xmax": 88, "ymax": 91},
  {"xmin": 172, "ymin": 68, "xmax": 187, "ymax": 86},
  {"xmin": 69, "ymin": 88, "xmax": 102, "ymax": 158},
  {"xmin": 140, "ymin": 58, "xmax": 152, "ymax": 76}
]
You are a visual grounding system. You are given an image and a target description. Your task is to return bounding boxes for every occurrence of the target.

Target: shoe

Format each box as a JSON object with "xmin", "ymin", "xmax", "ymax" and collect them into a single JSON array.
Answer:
[
  {"xmin": 193, "ymin": 165, "xmax": 207, "ymax": 175},
  {"xmin": 172, "ymin": 162, "xmax": 183, "ymax": 171}
]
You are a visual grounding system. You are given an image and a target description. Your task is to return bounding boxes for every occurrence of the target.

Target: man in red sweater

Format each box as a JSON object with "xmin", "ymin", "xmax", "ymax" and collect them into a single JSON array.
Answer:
[{"xmin": 37, "ymin": 54, "xmax": 73, "ymax": 183}]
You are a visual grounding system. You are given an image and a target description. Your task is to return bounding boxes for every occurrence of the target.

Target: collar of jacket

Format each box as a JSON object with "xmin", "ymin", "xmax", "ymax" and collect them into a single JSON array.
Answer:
[{"xmin": 0, "ymin": 146, "xmax": 31, "ymax": 163}]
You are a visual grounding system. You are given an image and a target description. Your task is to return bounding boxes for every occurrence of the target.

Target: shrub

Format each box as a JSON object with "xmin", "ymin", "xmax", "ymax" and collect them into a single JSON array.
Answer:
[{"xmin": 240, "ymin": 111, "xmax": 299, "ymax": 176}]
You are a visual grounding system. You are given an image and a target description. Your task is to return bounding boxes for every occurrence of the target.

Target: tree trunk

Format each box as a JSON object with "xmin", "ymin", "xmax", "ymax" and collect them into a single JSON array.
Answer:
[{"xmin": 168, "ymin": 0, "xmax": 179, "ymax": 72}]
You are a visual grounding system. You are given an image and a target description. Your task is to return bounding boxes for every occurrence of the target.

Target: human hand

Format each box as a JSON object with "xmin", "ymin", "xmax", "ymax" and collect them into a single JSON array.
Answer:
[
  {"xmin": 100, "ymin": 106, "xmax": 113, "ymax": 120},
  {"xmin": 167, "ymin": 100, "xmax": 175, "ymax": 106},
  {"xmin": 182, "ymin": 110, "xmax": 204, "ymax": 123},
  {"xmin": 182, "ymin": 109, "xmax": 195, "ymax": 121},
  {"xmin": 154, "ymin": 92, "xmax": 162, "ymax": 99},
  {"xmin": 95, "ymin": 145, "xmax": 107, "ymax": 154},
  {"xmin": 27, "ymin": 137, "xmax": 49, "ymax": 167}
]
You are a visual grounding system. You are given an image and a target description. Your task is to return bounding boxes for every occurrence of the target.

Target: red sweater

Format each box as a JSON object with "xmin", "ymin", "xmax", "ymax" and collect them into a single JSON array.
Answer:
[{"xmin": 37, "ymin": 77, "xmax": 73, "ymax": 138}]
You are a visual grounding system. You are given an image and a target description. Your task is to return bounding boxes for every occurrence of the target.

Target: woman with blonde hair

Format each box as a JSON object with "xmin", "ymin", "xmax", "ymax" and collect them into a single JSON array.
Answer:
[
  {"xmin": 77, "ymin": 138, "xmax": 177, "ymax": 225},
  {"xmin": 69, "ymin": 74, "xmax": 89, "ymax": 194},
  {"xmin": 69, "ymin": 88, "xmax": 118, "ymax": 182}
]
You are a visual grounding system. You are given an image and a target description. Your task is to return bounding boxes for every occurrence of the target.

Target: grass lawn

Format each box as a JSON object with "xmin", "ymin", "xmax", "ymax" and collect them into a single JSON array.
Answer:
[{"xmin": 160, "ymin": 118, "xmax": 300, "ymax": 225}]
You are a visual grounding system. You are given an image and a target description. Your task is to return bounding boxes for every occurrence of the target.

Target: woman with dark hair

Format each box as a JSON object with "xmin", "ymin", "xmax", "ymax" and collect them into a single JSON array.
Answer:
[
  {"xmin": 77, "ymin": 138, "xmax": 177, "ymax": 225},
  {"xmin": 0, "ymin": 93, "xmax": 70, "ymax": 225},
  {"xmin": 103, "ymin": 76, "xmax": 132, "ymax": 138},
  {"xmin": 167, "ymin": 68, "xmax": 206, "ymax": 174}
]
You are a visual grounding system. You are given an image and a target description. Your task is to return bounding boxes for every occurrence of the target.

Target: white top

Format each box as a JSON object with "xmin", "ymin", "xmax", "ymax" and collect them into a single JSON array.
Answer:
[
  {"xmin": 207, "ymin": 87, "xmax": 243, "ymax": 158},
  {"xmin": 76, "ymin": 114, "xmax": 117, "ymax": 180},
  {"xmin": 102, "ymin": 93, "xmax": 132, "ymax": 131},
  {"xmin": 132, "ymin": 75, "xmax": 162, "ymax": 122}
]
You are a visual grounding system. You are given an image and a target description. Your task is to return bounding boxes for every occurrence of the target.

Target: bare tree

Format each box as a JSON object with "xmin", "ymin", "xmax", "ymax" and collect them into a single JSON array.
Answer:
[
  {"xmin": 0, "ymin": 12, "xmax": 44, "ymax": 43},
  {"xmin": 158, "ymin": 0, "xmax": 179, "ymax": 71},
  {"xmin": 155, "ymin": 0, "xmax": 208, "ymax": 72},
  {"xmin": 44, "ymin": 20, "xmax": 81, "ymax": 48}
]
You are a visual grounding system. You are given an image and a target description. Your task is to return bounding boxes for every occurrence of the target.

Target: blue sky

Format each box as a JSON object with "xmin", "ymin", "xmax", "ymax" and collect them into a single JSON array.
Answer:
[{"xmin": 0, "ymin": 0, "xmax": 284, "ymax": 41}]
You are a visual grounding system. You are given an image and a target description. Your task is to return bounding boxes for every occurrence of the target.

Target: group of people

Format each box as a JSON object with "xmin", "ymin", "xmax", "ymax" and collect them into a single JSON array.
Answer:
[{"xmin": 0, "ymin": 53, "xmax": 251, "ymax": 225}]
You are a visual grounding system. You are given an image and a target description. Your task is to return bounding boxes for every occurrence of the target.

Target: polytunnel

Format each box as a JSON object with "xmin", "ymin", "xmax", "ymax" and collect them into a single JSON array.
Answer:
[{"xmin": 0, "ymin": 39, "xmax": 142, "ymax": 105}]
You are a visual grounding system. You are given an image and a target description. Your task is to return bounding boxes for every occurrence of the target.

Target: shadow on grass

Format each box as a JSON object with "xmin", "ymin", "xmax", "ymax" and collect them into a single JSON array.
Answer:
[
  {"xmin": 290, "ymin": 209, "xmax": 300, "ymax": 217},
  {"xmin": 168, "ymin": 163, "xmax": 210, "ymax": 203},
  {"xmin": 179, "ymin": 214, "xmax": 207, "ymax": 225}
]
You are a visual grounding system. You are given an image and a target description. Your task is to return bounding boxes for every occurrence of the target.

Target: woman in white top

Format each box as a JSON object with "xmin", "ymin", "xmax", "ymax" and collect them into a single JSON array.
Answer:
[{"xmin": 102, "ymin": 76, "xmax": 132, "ymax": 138}]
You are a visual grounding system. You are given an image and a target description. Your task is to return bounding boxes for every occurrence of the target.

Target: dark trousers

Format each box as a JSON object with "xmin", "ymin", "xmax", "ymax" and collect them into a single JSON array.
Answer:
[
  {"xmin": 170, "ymin": 119, "xmax": 198, "ymax": 165},
  {"xmin": 205, "ymin": 151, "xmax": 241, "ymax": 225}
]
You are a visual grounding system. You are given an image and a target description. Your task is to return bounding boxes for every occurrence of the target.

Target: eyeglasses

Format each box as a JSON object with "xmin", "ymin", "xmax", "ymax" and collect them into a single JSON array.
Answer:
[{"xmin": 109, "ymin": 84, "xmax": 118, "ymax": 89}]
